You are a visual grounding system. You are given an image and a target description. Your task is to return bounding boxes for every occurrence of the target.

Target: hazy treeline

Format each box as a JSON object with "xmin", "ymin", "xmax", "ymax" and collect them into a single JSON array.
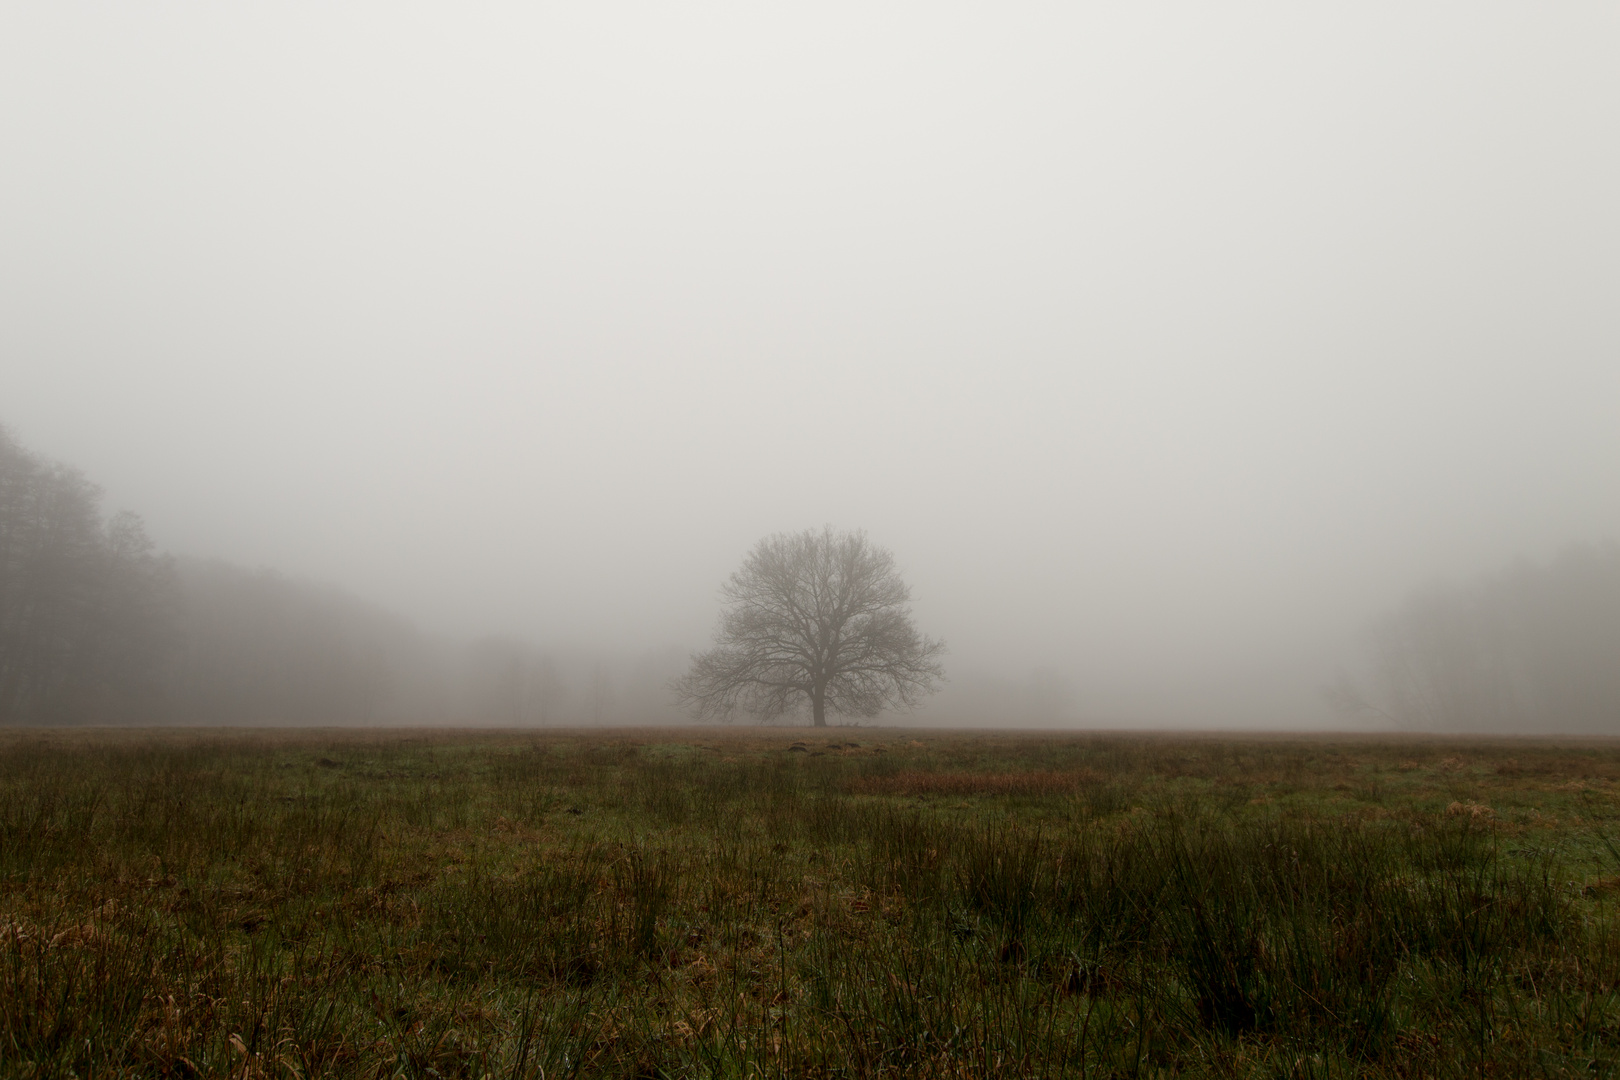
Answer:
[
  {"xmin": 1336, "ymin": 543, "xmax": 1620, "ymax": 733},
  {"xmin": 924, "ymin": 667, "xmax": 1080, "ymax": 728},
  {"xmin": 169, "ymin": 559, "xmax": 684, "ymax": 726},
  {"xmin": 0, "ymin": 427, "xmax": 682, "ymax": 726},
  {"xmin": 0, "ymin": 427, "xmax": 177, "ymax": 722},
  {"xmin": 8, "ymin": 425, "xmax": 1618, "ymax": 731}
]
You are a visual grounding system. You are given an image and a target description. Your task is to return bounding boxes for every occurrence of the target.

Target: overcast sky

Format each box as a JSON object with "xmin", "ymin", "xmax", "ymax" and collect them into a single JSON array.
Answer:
[{"xmin": 3, "ymin": 2, "xmax": 1617, "ymax": 724}]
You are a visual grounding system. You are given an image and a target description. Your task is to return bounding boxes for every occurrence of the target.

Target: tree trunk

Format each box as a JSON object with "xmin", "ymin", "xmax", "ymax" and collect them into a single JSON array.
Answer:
[{"xmin": 812, "ymin": 685, "xmax": 827, "ymax": 727}]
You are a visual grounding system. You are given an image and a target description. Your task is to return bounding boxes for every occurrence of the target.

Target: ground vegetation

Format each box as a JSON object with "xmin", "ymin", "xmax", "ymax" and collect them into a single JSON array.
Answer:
[{"xmin": 3, "ymin": 729, "xmax": 1620, "ymax": 1077}]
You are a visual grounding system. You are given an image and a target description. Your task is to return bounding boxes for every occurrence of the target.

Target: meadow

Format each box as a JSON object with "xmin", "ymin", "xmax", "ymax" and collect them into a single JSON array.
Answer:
[{"xmin": 2, "ymin": 727, "xmax": 1619, "ymax": 1078}]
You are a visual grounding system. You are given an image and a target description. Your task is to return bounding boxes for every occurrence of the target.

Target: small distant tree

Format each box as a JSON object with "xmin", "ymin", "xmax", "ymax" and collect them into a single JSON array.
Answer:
[{"xmin": 676, "ymin": 527, "xmax": 945, "ymax": 726}]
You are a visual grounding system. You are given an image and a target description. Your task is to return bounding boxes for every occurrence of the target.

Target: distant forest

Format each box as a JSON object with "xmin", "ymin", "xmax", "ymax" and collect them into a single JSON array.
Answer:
[
  {"xmin": 0, "ymin": 426, "xmax": 680, "ymax": 726},
  {"xmin": 5, "ymin": 426, "xmax": 1618, "ymax": 730},
  {"xmin": 1333, "ymin": 544, "xmax": 1620, "ymax": 733}
]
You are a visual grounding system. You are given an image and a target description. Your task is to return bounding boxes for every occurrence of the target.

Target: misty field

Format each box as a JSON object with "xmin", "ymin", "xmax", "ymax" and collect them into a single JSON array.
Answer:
[{"xmin": 4, "ymin": 730, "xmax": 1620, "ymax": 1078}]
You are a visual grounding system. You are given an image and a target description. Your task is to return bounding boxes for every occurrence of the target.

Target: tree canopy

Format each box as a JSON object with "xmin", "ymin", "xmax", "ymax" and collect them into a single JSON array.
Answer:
[{"xmin": 675, "ymin": 527, "xmax": 945, "ymax": 726}]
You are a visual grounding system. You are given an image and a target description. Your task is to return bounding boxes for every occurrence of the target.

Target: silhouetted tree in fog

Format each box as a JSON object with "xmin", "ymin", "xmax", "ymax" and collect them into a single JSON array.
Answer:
[{"xmin": 676, "ymin": 527, "xmax": 944, "ymax": 726}]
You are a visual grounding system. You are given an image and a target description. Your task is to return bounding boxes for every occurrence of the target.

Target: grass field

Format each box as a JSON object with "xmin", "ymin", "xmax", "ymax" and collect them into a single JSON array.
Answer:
[{"xmin": 3, "ymin": 727, "xmax": 1620, "ymax": 1078}]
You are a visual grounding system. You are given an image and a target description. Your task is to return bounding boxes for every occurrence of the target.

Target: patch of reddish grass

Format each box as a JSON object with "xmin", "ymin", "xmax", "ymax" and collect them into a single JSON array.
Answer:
[{"xmin": 843, "ymin": 769, "xmax": 1099, "ymax": 797}]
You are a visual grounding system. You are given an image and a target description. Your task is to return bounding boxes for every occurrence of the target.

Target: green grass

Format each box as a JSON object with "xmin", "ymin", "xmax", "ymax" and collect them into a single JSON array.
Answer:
[{"xmin": 3, "ymin": 728, "xmax": 1620, "ymax": 1078}]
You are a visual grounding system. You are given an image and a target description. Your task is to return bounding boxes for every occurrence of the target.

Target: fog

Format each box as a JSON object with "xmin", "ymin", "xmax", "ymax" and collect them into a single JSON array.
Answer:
[{"xmin": 3, "ymin": 3, "xmax": 1618, "ymax": 726}]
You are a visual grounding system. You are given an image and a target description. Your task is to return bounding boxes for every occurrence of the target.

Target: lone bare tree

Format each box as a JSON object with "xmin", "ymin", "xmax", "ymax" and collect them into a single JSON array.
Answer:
[{"xmin": 676, "ymin": 527, "xmax": 945, "ymax": 726}]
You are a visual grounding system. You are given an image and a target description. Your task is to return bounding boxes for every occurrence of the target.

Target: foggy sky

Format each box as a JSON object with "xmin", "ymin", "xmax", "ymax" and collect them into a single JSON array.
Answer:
[{"xmin": 4, "ymin": 3, "xmax": 1617, "ymax": 725}]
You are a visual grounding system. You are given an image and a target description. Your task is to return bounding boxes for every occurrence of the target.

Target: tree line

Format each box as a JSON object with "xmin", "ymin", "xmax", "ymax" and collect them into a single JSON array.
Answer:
[
  {"xmin": 0, "ymin": 427, "xmax": 175, "ymax": 722},
  {"xmin": 0, "ymin": 426, "xmax": 680, "ymax": 726},
  {"xmin": 7, "ymin": 424, "xmax": 1614, "ymax": 731},
  {"xmin": 1331, "ymin": 543, "xmax": 1620, "ymax": 732}
]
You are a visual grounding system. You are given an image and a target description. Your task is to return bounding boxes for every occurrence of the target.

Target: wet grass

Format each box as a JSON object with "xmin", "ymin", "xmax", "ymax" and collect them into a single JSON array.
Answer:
[{"xmin": 2, "ymin": 727, "xmax": 1620, "ymax": 1077}]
